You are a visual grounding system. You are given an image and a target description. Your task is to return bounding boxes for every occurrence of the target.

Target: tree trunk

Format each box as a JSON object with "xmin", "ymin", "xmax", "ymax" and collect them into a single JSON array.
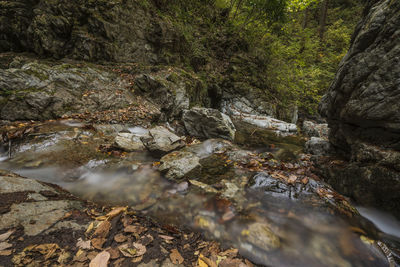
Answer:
[{"xmin": 318, "ymin": 0, "xmax": 329, "ymax": 40}]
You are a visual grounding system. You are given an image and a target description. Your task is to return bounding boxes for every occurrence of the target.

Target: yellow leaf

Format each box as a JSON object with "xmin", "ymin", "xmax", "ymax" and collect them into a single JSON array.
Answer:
[{"xmin": 198, "ymin": 257, "xmax": 208, "ymax": 267}]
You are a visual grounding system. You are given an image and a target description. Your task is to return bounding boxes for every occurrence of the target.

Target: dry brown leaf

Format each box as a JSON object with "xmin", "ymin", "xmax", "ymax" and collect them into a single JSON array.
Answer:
[
  {"xmin": 91, "ymin": 238, "xmax": 107, "ymax": 250},
  {"xmin": 219, "ymin": 248, "xmax": 238, "ymax": 257},
  {"xmin": 89, "ymin": 251, "xmax": 110, "ymax": 267},
  {"xmin": 301, "ymin": 177, "xmax": 309, "ymax": 185},
  {"xmin": 0, "ymin": 230, "xmax": 14, "ymax": 242},
  {"xmin": 133, "ymin": 242, "xmax": 146, "ymax": 257},
  {"xmin": 288, "ymin": 175, "xmax": 297, "ymax": 185},
  {"xmin": 0, "ymin": 249, "xmax": 12, "ymax": 256},
  {"xmin": 113, "ymin": 231, "xmax": 128, "ymax": 242},
  {"xmin": 119, "ymin": 243, "xmax": 137, "ymax": 257},
  {"xmin": 200, "ymin": 254, "xmax": 217, "ymax": 267},
  {"xmin": 159, "ymin": 234, "xmax": 174, "ymax": 241},
  {"xmin": 0, "ymin": 242, "xmax": 12, "ymax": 251},
  {"xmin": 107, "ymin": 247, "xmax": 120, "ymax": 259},
  {"xmin": 219, "ymin": 258, "xmax": 245, "ymax": 267},
  {"xmin": 131, "ymin": 255, "xmax": 143, "ymax": 263},
  {"xmin": 170, "ymin": 248, "xmax": 184, "ymax": 264},
  {"xmin": 105, "ymin": 207, "xmax": 127, "ymax": 219},
  {"xmin": 76, "ymin": 238, "xmax": 92, "ymax": 250},
  {"xmin": 244, "ymin": 259, "xmax": 254, "ymax": 267},
  {"xmin": 93, "ymin": 221, "xmax": 111, "ymax": 238},
  {"xmin": 74, "ymin": 249, "xmax": 88, "ymax": 262},
  {"xmin": 57, "ymin": 250, "xmax": 71, "ymax": 264},
  {"xmin": 124, "ymin": 225, "xmax": 145, "ymax": 235}
]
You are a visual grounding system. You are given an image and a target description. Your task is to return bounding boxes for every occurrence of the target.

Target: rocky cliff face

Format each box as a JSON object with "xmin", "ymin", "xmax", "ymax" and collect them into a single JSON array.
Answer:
[
  {"xmin": 319, "ymin": 0, "xmax": 400, "ymax": 217},
  {"xmin": 0, "ymin": 0, "xmax": 178, "ymax": 63}
]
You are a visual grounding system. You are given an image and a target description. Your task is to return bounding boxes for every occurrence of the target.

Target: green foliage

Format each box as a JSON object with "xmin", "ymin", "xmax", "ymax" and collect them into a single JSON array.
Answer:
[{"xmin": 154, "ymin": 0, "xmax": 362, "ymax": 117}]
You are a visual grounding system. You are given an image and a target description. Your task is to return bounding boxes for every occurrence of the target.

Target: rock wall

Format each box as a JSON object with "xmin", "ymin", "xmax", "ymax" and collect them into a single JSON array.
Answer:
[
  {"xmin": 318, "ymin": 0, "xmax": 400, "ymax": 217},
  {"xmin": 0, "ymin": 0, "xmax": 179, "ymax": 63}
]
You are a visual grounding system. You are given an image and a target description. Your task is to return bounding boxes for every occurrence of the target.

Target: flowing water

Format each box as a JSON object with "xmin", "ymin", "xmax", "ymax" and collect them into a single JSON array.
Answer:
[{"xmin": 0, "ymin": 120, "xmax": 398, "ymax": 266}]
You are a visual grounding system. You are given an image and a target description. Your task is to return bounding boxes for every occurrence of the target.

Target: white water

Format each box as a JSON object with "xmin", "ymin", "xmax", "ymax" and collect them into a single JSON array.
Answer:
[{"xmin": 358, "ymin": 207, "xmax": 400, "ymax": 238}]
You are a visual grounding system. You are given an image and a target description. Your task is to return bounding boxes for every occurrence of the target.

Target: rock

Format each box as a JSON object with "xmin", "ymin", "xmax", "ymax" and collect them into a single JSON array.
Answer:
[
  {"xmin": 182, "ymin": 108, "xmax": 236, "ymax": 141},
  {"xmin": 305, "ymin": 137, "xmax": 331, "ymax": 156},
  {"xmin": 0, "ymin": 172, "xmax": 83, "ymax": 236},
  {"xmin": 114, "ymin": 132, "xmax": 148, "ymax": 152},
  {"xmin": 318, "ymin": 0, "xmax": 400, "ymax": 217},
  {"xmin": 0, "ymin": 62, "xmax": 134, "ymax": 120},
  {"xmin": 222, "ymin": 98, "xmax": 297, "ymax": 135},
  {"xmin": 159, "ymin": 151, "xmax": 200, "ymax": 180},
  {"xmin": 302, "ymin": 121, "xmax": 329, "ymax": 138},
  {"xmin": 142, "ymin": 126, "xmax": 185, "ymax": 155},
  {"xmin": 0, "ymin": 0, "xmax": 178, "ymax": 63},
  {"xmin": 243, "ymin": 222, "xmax": 280, "ymax": 250}
]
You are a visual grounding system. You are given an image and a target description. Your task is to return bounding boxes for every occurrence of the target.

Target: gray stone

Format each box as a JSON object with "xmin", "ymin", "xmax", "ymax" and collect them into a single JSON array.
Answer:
[
  {"xmin": 305, "ymin": 137, "xmax": 331, "ymax": 156},
  {"xmin": 114, "ymin": 132, "xmax": 147, "ymax": 151},
  {"xmin": 0, "ymin": 62, "xmax": 134, "ymax": 120},
  {"xmin": 182, "ymin": 108, "xmax": 236, "ymax": 141},
  {"xmin": 302, "ymin": 121, "xmax": 329, "ymax": 138},
  {"xmin": 0, "ymin": 175, "xmax": 57, "ymax": 194},
  {"xmin": 142, "ymin": 126, "xmax": 185, "ymax": 155},
  {"xmin": 159, "ymin": 151, "xmax": 200, "ymax": 180},
  {"xmin": 0, "ymin": 200, "xmax": 82, "ymax": 236}
]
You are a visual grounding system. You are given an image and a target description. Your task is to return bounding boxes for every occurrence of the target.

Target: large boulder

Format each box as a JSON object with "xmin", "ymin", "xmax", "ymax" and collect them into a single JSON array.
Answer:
[
  {"xmin": 182, "ymin": 108, "xmax": 236, "ymax": 141},
  {"xmin": 318, "ymin": 0, "xmax": 400, "ymax": 217}
]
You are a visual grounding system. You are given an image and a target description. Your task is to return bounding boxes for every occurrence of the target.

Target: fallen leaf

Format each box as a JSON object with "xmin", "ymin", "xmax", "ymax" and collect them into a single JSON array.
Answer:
[
  {"xmin": 0, "ymin": 242, "xmax": 12, "ymax": 251},
  {"xmin": 77, "ymin": 238, "xmax": 92, "ymax": 250},
  {"xmin": 133, "ymin": 242, "xmax": 146, "ymax": 257},
  {"xmin": 220, "ymin": 248, "xmax": 238, "ymax": 257},
  {"xmin": 288, "ymin": 175, "xmax": 297, "ymax": 184},
  {"xmin": 57, "ymin": 250, "xmax": 71, "ymax": 264},
  {"xmin": 131, "ymin": 255, "xmax": 143, "ymax": 263},
  {"xmin": 89, "ymin": 251, "xmax": 110, "ymax": 267},
  {"xmin": 114, "ymin": 233, "xmax": 128, "ymax": 243},
  {"xmin": 0, "ymin": 250, "xmax": 12, "ymax": 256},
  {"xmin": 124, "ymin": 225, "xmax": 145, "ymax": 235},
  {"xmin": 159, "ymin": 234, "xmax": 174, "ymax": 241},
  {"xmin": 93, "ymin": 221, "xmax": 111, "ymax": 238},
  {"xmin": 198, "ymin": 257, "xmax": 209, "ymax": 267},
  {"xmin": 105, "ymin": 207, "xmax": 127, "ymax": 219},
  {"xmin": 107, "ymin": 247, "xmax": 120, "ymax": 259},
  {"xmin": 74, "ymin": 249, "xmax": 88, "ymax": 262},
  {"xmin": 119, "ymin": 244, "xmax": 137, "ymax": 257},
  {"xmin": 219, "ymin": 258, "xmax": 245, "ymax": 267},
  {"xmin": 86, "ymin": 222, "xmax": 95, "ymax": 234},
  {"xmin": 170, "ymin": 248, "xmax": 184, "ymax": 264},
  {"xmin": 200, "ymin": 254, "xmax": 217, "ymax": 267},
  {"xmin": 0, "ymin": 230, "xmax": 14, "ymax": 242},
  {"xmin": 301, "ymin": 177, "xmax": 309, "ymax": 184},
  {"xmin": 91, "ymin": 238, "xmax": 106, "ymax": 250}
]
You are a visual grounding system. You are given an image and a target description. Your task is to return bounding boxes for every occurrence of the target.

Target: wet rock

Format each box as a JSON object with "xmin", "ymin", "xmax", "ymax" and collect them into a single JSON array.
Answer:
[
  {"xmin": 142, "ymin": 126, "xmax": 185, "ymax": 155},
  {"xmin": 182, "ymin": 108, "xmax": 236, "ymax": 141},
  {"xmin": 305, "ymin": 137, "xmax": 331, "ymax": 156},
  {"xmin": 243, "ymin": 222, "xmax": 280, "ymax": 250},
  {"xmin": 302, "ymin": 121, "xmax": 329, "ymax": 138},
  {"xmin": 114, "ymin": 132, "xmax": 148, "ymax": 152},
  {"xmin": 159, "ymin": 151, "xmax": 200, "ymax": 180}
]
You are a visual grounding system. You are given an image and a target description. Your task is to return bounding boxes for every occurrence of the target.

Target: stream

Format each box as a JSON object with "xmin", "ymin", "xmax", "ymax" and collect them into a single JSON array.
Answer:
[{"xmin": 0, "ymin": 120, "xmax": 399, "ymax": 267}]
